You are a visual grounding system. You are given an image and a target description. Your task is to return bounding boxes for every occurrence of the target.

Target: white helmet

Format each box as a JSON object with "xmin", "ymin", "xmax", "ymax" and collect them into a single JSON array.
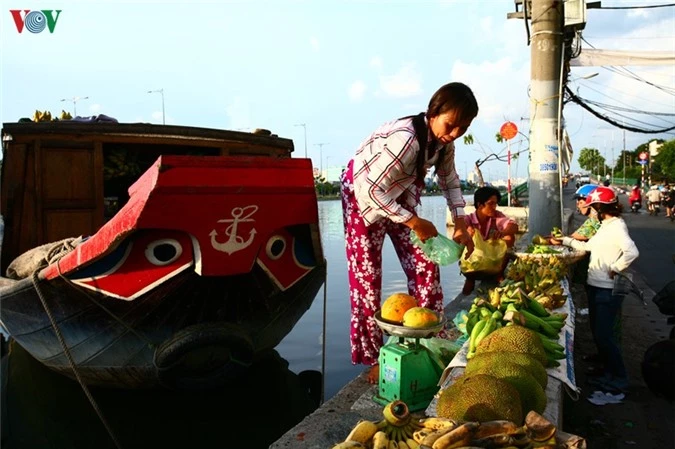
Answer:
[{"xmin": 650, "ymin": 185, "xmax": 658, "ymax": 190}]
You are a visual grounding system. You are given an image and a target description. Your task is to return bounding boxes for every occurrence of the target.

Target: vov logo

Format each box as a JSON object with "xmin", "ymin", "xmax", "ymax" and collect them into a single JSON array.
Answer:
[{"xmin": 10, "ymin": 10, "xmax": 62, "ymax": 34}]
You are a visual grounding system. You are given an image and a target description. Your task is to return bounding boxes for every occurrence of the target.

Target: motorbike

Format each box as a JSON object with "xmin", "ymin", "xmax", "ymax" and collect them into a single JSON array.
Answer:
[
  {"xmin": 630, "ymin": 200, "xmax": 641, "ymax": 213},
  {"xmin": 641, "ymin": 270, "xmax": 675, "ymax": 402}
]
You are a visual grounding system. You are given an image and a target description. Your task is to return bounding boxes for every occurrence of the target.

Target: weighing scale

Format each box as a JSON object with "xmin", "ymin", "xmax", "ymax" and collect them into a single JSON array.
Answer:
[{"xmin": 373, "ymin": 311, "xmax": 446, "ymax": 412}]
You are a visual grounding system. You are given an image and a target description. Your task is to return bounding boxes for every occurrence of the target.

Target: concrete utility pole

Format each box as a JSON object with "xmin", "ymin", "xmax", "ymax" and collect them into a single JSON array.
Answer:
[{"xmin": 527, "ymin": 0, "xmax": 564, "ymax": 236}]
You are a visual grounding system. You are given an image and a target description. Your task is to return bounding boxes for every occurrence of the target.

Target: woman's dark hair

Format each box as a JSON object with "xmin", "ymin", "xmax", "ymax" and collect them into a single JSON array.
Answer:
[
  {"xmin": 427, "ymin": 82, "xmax": 479, "ymax": 123},
  {"xmin": 593, "ymin": 201, "xmax": 623, "ymax": 217},
  {"xmin": 474, "ymin": 186, "xmax": 501, "ymax": 207}
]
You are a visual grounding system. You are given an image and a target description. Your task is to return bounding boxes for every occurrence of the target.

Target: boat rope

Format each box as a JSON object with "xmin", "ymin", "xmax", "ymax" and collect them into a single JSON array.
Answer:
[
  {"xmin": 31, "ymin": 270, "xmax": 124, "ymax": 449},
  {"xmin": 320, "ymin": 258, "xmax": 328, "ymax": 405},
  {"xmin": 55, "ymin": 260, "xmax": 156, "ymax": 348}
]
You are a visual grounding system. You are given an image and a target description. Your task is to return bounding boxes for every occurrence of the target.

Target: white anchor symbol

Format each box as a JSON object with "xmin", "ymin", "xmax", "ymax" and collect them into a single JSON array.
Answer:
[{"xmin": 210, "ymin": 205, "xmax": 258, "ymax": 254}]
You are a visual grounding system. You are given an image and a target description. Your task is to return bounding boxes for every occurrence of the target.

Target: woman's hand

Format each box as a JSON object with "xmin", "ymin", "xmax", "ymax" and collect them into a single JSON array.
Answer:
[
  {"xmin": 609, "ymin": 271, "xmax": 616, "ymax": 279},
  {"xmin": 405, "ymin": 216, "xmax": 438, "ymax": 242},
  {"xmin": 453, "ymin": 227, "xmax": 474, "ymax": 258},
  {"xmin": 549, "ymin": 237, "xmax": 562, "ymax": 245}
]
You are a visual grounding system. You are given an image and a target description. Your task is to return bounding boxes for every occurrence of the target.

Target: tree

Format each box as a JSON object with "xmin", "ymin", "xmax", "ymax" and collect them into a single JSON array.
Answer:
[
  {"xmin": 577, "ymin": 147, "xmax": 606, "ymax": 174},
  {"xmin": 651, "ymin": 139, "xmax": 675, "ymax": 182}
]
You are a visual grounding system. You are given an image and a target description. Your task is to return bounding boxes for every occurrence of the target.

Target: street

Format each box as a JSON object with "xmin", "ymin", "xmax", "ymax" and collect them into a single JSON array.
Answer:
[{"xmin": 562, "ymin": 184, "xmax": 675, "ymax": 449}]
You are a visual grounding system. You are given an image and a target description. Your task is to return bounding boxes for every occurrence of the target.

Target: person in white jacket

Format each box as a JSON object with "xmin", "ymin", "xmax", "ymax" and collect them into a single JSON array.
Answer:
[{"xmin": 559, "ymin": 186, "xmax": 639, "ymax": 393}]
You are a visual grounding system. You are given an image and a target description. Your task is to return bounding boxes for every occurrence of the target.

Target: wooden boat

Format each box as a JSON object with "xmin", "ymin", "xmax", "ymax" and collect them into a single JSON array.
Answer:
[{"xmin": 0, "ymin": 121, "xmax": 326, "ymax": 389}]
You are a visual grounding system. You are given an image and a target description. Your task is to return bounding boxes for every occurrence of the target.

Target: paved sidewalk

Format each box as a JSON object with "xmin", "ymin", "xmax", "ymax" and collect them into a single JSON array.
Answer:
[{"xmin": 561, "ymin": 185, "xmax": 674, "ymax": 449}]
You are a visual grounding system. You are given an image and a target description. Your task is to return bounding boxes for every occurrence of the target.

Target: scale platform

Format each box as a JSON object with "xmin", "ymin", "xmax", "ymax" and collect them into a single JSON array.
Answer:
[{"xmin": 372, "ymin": 311, "xmax": 446, "ymax": 411}]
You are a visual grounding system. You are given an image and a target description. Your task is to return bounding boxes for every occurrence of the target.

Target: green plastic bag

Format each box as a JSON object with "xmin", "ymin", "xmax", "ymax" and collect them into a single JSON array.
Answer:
[
  {"xmin": 459, "ymin": 232, "xmax": 507, "ymax": 275},
  {"xmin": 410, "ymin": 231, "xmax": 464, "ymax": 266}
]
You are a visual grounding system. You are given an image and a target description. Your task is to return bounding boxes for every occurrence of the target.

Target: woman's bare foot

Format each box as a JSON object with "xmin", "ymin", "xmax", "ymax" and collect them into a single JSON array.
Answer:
[{"xmin": 367, "ymin": 364, "xmax": 379, "ymax": 384}]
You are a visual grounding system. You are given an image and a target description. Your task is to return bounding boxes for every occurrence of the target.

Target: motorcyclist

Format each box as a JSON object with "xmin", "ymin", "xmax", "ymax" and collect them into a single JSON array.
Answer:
[
  {"xmin": 647, "ymin": 185, "xmax": 662, "ymax": 215},
  {"xmin": 629, "ymin": 186, "xmax": 642, "ymax": 212}
]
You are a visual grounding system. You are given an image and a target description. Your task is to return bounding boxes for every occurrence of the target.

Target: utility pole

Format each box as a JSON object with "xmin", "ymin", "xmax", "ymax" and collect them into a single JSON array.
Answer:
[
  {"xmin": 294, "ymin": 123, "xmax": 308, "ymax": 158},
  {"xmin": 527, "ymin": 0, "xmax": 564, "ymax": 236},
  {"xmin": 314, "ymin": 143, "xmax": 329, "ymax": 174}
]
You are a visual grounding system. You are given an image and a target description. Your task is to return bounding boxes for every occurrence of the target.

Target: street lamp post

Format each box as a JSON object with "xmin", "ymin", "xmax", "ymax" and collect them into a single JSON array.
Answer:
[
  {"xmin": 294, "ymin": 123, "xmax": 308, "ymax": 158},
  {"xmin": 60, "ymin": 96, "xmax": 89, "ymax": 116},
  {"xmin": 314, "ymin": 143, "xmax": 329, "ymax": 173},
  {"xmin": 147, "ymin": 89, "xmax": 165, "ymax": 125}
]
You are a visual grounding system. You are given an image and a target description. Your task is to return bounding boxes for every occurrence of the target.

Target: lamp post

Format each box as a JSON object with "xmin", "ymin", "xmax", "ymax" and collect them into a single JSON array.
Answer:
[
  {"xmin": 294, "ymin": 123, "xmax": 308, "ymax": 158},
  {"xmin": 147, "ymin": 89, "xmax": 165, "ymax": 125},
  {"xmin": 60, "ymin": 96, "xmax": 89, "ymax": 116},
  {"xmin": 314, "ymin": 143, "xmax": 329, "ymax": 173}
]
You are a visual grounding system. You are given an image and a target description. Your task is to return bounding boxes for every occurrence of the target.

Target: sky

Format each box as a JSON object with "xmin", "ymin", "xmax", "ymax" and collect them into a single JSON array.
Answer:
[{"xmin": 1, "ymin": 0, "xmax": 674, "ymax": 183}]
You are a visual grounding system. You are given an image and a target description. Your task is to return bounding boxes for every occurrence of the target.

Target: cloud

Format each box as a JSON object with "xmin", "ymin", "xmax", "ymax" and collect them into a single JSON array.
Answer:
[
  {"xmin": 348, "ymin": 80, "xmax": 367, "ymax": 102},
  {"xmin": 378, "ymin": 63, "xmax": 422, "ymax": 98},
  {"xmin": 309, "ymin": 37, "xmax": 320, "ymax": 52},
  {"xmin": 370, "ymin": 56, "xmax": 383, "ymax": 70}
]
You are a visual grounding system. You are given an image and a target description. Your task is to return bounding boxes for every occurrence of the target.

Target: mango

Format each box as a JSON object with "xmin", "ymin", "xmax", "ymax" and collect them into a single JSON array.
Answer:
[
  {"xmin": 381, "ymin": 293, "xmax": 418, "ymax": 323},
  {"xmin": 402, "ymin": 307, "xmax": 440, "ymax": 328}
]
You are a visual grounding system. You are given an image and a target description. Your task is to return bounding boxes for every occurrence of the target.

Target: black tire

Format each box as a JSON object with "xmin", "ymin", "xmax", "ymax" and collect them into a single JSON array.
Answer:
[
  {"xmin": 154, "ymin": 322, "xmax": 255, "ymax": 390},
  {"xmin": 641, "ymin": 339, "xmax": 675, "ymax": 402}
]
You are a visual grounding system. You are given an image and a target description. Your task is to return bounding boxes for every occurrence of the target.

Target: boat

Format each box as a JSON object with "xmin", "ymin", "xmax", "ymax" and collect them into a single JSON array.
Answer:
[{"xmin": 0, "ymin": 120, "xmax": 326, "ymax": 389}]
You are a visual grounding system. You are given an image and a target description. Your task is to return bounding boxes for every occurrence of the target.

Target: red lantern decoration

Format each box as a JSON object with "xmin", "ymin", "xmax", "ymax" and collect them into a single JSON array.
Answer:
[{"xmin": 500, "ymin": 122, "xmax": 518, "ymax": 140}]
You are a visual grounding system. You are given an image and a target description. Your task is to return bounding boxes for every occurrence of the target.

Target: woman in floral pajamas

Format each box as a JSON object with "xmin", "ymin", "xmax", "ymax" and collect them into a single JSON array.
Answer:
[{"xmin": 340, "ymin": 82, "xmax": 479, "ymax": 382}]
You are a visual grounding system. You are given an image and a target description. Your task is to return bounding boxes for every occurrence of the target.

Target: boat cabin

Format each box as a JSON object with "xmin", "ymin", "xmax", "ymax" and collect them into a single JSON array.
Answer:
[{"xmin": 0, "ymin": 122, "xmax": 296, "ymax": 271}]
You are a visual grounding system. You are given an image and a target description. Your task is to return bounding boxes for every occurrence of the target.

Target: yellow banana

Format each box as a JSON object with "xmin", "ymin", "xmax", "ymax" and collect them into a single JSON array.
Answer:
[
  {"xmin": 413, "ymin": 428, "xmax": 434, "ymax": 444},
  {"xmin": 382, "ymin": 400, "xmax": 411, "ymax": 427},
  {"xmin": 418, "ymin": 417, "xmax": 458, "ymax": 431},
  {"xmin": 431, "ymin": 421, "xmax": 480, "ymax": 449},
  {"xmin": 387, "ymin": 440, "xmax": 399, "ymax": 449},
  {"xmin": 420, "ymin": 427, "xmax": 455, "ymax": 447},
  {"xmin": 345, "ymin": 420, "xmax": 380, "ymax": 443},
  {"xmin": 372, "ymin": 431, "xmax": 390, "ymax": 449},
  {"xmin": 331, "ymin": 441, "xmax": 367, "ymax": 449},
  {"xmin": 398, "ymin": 442, "xmax": 410, "ymax": 449},
  {"xmin": 405, "ymin": 438, "xmax": 420, "ymax": 449}
]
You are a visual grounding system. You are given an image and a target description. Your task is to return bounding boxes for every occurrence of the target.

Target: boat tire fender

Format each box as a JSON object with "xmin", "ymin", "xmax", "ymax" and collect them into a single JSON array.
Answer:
[{"xmin": 154, "ymin": 322, "xmax": 255, "ymax": 390}]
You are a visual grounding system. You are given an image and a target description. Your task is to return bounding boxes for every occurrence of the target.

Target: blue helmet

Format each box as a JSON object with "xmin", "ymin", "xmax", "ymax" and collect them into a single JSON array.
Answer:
[{"xmin": 574, "ymin": 184, "xmax": 597, "ymax": 199}]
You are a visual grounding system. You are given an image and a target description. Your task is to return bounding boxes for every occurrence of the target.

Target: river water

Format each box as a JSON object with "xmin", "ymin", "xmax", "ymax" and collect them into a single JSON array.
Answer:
[
  {"xmin": 276, "ymin": 195, "xmax": 468, "ymax": 400},
  {"xmin": 0, "ymin": 195, "xmax": 468, "ymax": 449}
]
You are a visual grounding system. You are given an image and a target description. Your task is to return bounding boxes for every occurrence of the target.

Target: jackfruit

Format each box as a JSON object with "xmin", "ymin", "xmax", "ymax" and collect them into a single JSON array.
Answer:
[
  {"xmin": 475, "ymin": 325, "xmax": 548, "ymax": 366},
  {"xmin": 464, "ymin": 362, "xmax": 547, "ymax": 415},
  {"xmin": 465, "ymin": 351, "xmax": 548, "ymax": 388},
  {"xmin": 436, "ymin": 374, "xmax": 523, "ymax": 424}
]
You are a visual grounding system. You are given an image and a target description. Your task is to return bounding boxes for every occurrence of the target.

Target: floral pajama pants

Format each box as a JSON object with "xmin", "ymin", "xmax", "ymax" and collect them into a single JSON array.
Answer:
[{"xmin": 340, "ymin": 161, "xmax": 444, "ymax": 366}]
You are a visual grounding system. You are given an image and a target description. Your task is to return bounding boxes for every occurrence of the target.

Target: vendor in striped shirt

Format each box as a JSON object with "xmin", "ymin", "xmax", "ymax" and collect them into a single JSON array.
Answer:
[{"xmin": 339, "ymin": 82, "xmax": 478, "ymax": 383}]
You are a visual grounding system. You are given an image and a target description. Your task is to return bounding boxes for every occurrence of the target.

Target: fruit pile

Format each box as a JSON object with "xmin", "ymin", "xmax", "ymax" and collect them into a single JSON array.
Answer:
[
  {"xmin": 381, "ymin": 293, "xmax": 440, "ymax": 329},
  {"xmin": 31, "ymin": 110, "xmax": 73, "ymax": 122},
  {"xmin": 502, "ymin": 256, "xmax": 568, "ymax": 310},
  {"xmin": 334, "ymin": 400, "xmax": 561, "ymax": 449},
  {"xmin": 464, "ymin": 292, "xmax": 567, "ymax": 366}
]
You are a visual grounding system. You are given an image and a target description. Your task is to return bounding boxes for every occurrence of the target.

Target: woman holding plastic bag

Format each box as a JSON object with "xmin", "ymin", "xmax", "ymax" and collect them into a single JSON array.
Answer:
[
  {"xmin": 340, "ymin": 82, "xmax": 478, "ymax": 383},
  {"xmin": 460, "ymin": 186, "xmax": 518, "ymax": 295}
]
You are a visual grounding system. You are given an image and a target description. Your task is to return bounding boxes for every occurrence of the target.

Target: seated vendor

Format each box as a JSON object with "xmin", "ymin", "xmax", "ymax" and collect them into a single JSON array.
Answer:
[{"xmin": 462, "ymin": 186, "xmax": 518, "ymax": 295}]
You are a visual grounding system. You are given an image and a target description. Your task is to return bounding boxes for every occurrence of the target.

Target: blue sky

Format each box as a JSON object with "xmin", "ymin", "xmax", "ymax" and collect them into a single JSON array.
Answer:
[{"xmin": 2, "ymin": 0, "xmax": 674, "ymax": 182}]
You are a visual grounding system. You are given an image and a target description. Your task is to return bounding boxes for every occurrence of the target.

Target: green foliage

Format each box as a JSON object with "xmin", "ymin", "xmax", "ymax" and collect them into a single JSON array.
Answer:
[
  {"xmin": 577, "ymin": 147, "xmax": 606, "ymax": 173},
  {"xmin": 463, "ymin": 134, "xmax": 475, "ymax": 145},
  {"xmin": 652, "ymin": 139, "xmax": 675, "ymax": 180}
]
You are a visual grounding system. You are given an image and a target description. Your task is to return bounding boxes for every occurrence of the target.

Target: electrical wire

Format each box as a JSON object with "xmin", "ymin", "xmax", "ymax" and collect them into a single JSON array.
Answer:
[
  {"xmin": 565, "ymin": 86, "xmax": 675, "ymax": 133},
  {"xmin": 593, "ymin": 3, "xmax": 675, "ymax": 9}
]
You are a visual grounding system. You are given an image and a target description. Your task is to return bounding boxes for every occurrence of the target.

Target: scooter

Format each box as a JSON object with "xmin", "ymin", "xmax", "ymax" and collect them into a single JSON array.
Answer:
[
  {"xmin": 642, "ymin": 271, "xmax": 675, "ymax": 402},
  {"xmin": 630, "ymin": 200, "xmax": 641, "ymax": 213}
]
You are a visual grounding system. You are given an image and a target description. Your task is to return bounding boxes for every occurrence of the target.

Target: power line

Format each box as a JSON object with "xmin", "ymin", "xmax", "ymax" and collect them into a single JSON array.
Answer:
[
  {"xmin": 592, "ymin": 3, "xmax": 675, "ymax": 9},
  {"xmin": 565, "ymin": 86, "xmax": 675, "ymax": 133}
]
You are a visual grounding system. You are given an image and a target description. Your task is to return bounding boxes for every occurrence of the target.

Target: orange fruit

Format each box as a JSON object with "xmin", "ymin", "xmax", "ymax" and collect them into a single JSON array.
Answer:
[
  {"xmin": 402, "ymin": 307, "xmax": 440, "ymax": 328},
  {"xmin": 381, "ymin": 293, "xmax": 418, "ymax": 323}
]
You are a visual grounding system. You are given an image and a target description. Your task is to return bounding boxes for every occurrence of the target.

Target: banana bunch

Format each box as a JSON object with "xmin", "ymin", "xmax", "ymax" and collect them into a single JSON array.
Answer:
[
  {"xmin": 104, "ymin": 148, "xmax": 142, "ymax": 180},
  {"xmin": 413, "ymin": 411, "xmax": 559, "ymax": 449},
  {"xmin": 467, "ymin": 309, "xmax": 502, "ymax": 359},
  {"xmin": 32, "ymin": 109, "xmax": 53, "ymax": 122},
  {"xmin": 332, "ymin": 401, "xmax": 424, "ymax": 449}
]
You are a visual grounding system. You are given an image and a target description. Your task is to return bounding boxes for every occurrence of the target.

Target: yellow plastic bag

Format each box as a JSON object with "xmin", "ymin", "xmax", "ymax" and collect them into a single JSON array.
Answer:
[{"xmin": 459, "ymin": 231, "xmax": 507, "ymax": 275}]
